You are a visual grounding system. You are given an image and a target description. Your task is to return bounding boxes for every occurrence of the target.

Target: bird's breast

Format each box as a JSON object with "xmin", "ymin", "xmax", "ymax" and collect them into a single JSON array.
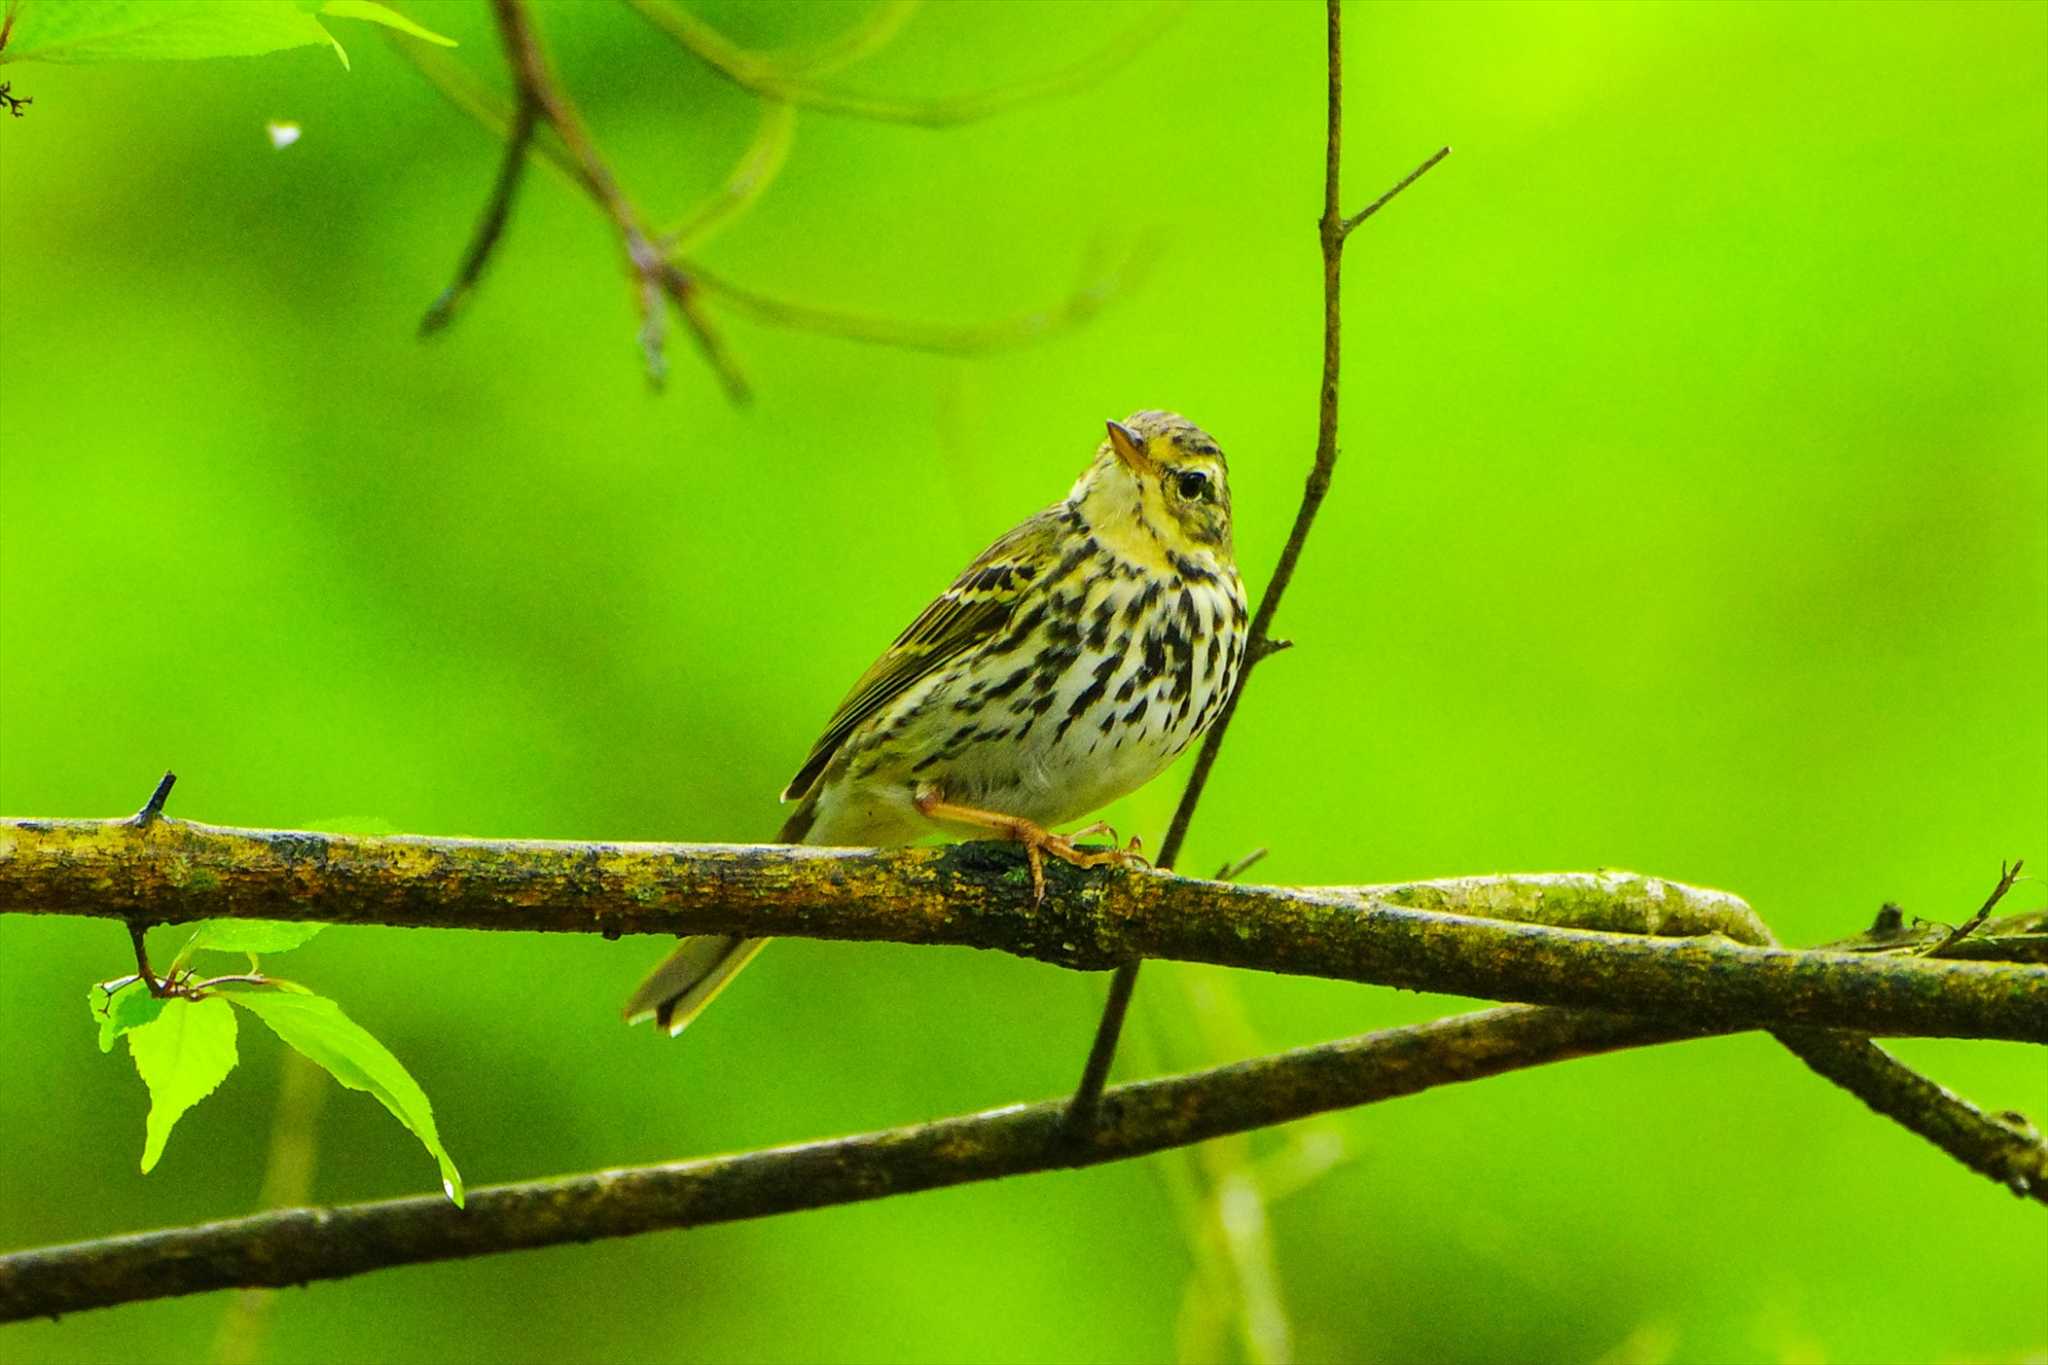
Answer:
[{"xmin": 908, "ymin": 565, "xmax": 1248, "ymax": 827}]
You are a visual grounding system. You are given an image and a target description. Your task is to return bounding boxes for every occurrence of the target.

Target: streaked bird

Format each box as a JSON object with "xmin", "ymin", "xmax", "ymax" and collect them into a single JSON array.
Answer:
[{"xmin": 626, "ymin": 410, "xmax": 1248, "ymax": 1034}]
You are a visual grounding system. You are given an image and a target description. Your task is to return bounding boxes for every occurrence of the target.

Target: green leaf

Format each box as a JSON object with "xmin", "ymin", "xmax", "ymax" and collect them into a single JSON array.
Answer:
[
  {"xmin": 178, "ymin": 919, "xmax": 328, "ymax": 959},
  {"xmin": 227, "ymin": 989, "xmax": 464, "ymax": 1206},
  {"xmin": 125, "ymin": 997, "xmax": 239, "ymax": 1173},
  {"xmin": 90, "ymin": 977, "xmax": 166, "ymax": 1053},
  {"xmin": 1, "ymin": 0, "xmax": 452, "ymax": 67}
]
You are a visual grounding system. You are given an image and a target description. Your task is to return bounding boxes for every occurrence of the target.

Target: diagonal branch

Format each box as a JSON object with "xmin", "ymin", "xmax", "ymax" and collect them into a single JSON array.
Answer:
[
  {"xmin": 1770, "ymin": 1027, "xmax": 2046, "ymax": 1194},
  {"xmin": 5, "ymin": 999, "xmax": 2034, "ymax": 1322},
  {"xmin": 0, "ymin": 1007, "xmax": 1716, "ymax": 1321}
]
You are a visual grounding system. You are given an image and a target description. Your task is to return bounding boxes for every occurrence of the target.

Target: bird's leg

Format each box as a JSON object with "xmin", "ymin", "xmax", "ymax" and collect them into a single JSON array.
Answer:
[{"xmin": 913, "ymin": 789, "xmax": 1133, "ymax": 902}]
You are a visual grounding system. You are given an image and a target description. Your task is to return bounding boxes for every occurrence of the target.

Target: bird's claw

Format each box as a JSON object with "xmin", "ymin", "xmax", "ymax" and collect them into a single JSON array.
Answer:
[{"xmin": 1026, "ymin": 824, "xmax": 1144, "ymax": 904}]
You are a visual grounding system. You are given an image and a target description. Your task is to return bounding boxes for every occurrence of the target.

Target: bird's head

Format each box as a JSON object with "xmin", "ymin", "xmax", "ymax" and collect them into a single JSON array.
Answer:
[{"xmin": 1070, "ymin": 410, "xmax": 1235, "ymax": 574}]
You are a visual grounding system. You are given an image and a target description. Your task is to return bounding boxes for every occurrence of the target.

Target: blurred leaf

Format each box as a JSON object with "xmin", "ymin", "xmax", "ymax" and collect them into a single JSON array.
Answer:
[
  {"xmin": 0, "ymin": 0, "xmax": 450, "ymax": 67},
  {"xmin": 226, "ymin": 988, "xmax": 465, "ymax": 1206},
  {"xmin": 89, "ymin": 977, "xmax": 165, "ymax": 1054},
  {"xmin": 125, "ymin": 997, "xmax": 239, "ymax": 1174},
  {"xmin": 177, "ymin": 919, "xmax": 328, "ymax": 959},
  {"xmin": 317, "ymin": 1, "xmax": 454, "ymax": 49},
  {"xmin": 3, "ymin": 1, "xmax": 336, "ymax": 64}
]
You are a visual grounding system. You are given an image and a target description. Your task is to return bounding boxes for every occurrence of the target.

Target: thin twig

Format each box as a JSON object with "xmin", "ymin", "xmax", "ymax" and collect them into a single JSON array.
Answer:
[
  {"xmin": 625, "ymin": 0, "xmax": 1186, "ymax": 128},
  {"xmin": 420, "ymin": 92, "xmax": 539, "ymax": 337},
  {"xmin": 1063, "ymin": 0, "xmax": 1453, "ymax": 1129},
  {"xmin": 685, "ymin": 245, "xmax": 1158, "ymax": 356},
  {"xmin": 383, "ymin": 31, "xmax": 579, "ymax": 181},
  {"xmin": 1821, "ymin": 908, "xmax": 2048, "ymax": 963},
  {"xmin": 657, "ymin": 100, "xmax": 798, "ymax": 255},
  {"xmin": 1926, "ymin": 859, "xmax": 2025, "ymax": 959},
  {"xmin": 0, "ymin": 1006, "xmax": 1713, "ymax": 1321},
  {"xmin": 766, "ymin": 0, "xmax": 922, "ymax": 80},
  {"xmin": 126, "ymin": 923, "xmax": 160, "ymax": 997},
  {"xmin": 1215, "ymin": 847, "xmax": 1270, "ymax": 883},
  {"xmin": 480, "ymin": 0, "xmax": 745, "ymax": 396},
  {"xmin": 1338, "ymin": 144, "xmax": 1452, "ymax": 238},
  {"xmin": 655, "ymin": 261, "xmax": 751, "ymax": 403},
  {"xmin": 392, "ymin": 11, "xmax": 1151, "ymax": 387}
]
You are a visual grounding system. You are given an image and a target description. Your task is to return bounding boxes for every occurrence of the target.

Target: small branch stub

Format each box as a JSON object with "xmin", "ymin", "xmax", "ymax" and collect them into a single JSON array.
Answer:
[{"xmin": 134, "ymin": 771, "xmax": 176, "ymax": 825}]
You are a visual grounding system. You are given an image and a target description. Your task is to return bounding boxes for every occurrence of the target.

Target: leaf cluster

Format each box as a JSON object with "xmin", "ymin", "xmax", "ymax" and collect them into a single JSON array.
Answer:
[{"xmin": 88, "ymin": 918, "xmax": 463, "ymax": 1205}]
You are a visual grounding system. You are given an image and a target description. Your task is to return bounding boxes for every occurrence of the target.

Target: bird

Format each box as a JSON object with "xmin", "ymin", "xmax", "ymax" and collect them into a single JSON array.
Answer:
[{"xmin": 625, "ymin": 410, "xmax": 1248, "ymax": 1035}]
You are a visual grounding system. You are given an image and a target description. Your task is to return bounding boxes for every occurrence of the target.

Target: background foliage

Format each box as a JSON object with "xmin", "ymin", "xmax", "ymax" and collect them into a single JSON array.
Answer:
[{"xmin": 2, "ymin": 1, "xmax": 2044, "ymax": 1361}]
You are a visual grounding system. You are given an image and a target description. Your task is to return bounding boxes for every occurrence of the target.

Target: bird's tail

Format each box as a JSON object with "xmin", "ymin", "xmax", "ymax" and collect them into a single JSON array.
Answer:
[
  {"xmin": 622, "ymin": 794, "xmax": 817, "ymax": 1035},
  {"xmin": 622, "ymin": 934, "xmax": 770, "ymax": 1036}
]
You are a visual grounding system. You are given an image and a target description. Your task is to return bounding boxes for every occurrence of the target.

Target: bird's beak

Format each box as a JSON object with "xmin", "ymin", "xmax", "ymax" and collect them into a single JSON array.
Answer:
[{"xmin": 1106, "ymin": 420, "xmax": 1156, "ymax": 477}]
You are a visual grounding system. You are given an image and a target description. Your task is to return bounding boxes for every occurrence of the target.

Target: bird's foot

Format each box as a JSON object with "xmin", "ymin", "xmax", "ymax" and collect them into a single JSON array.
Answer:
[
  {"xmin": 1020, "ymin": 825, "xmax": 1140, "ymax": 902},
  {"xmin": 1068, "ymin": 821, "xmax": 1149, "ymax": 866},
  {"xmin": 913, "ymin": 790, "xmax": 1141, "ymax": 903}
]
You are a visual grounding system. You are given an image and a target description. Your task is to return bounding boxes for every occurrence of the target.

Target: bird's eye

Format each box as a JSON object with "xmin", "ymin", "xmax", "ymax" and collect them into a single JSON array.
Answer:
[{"xmin": 1175, "ymin": 470, "xmax": 1211, "ymax": 501}]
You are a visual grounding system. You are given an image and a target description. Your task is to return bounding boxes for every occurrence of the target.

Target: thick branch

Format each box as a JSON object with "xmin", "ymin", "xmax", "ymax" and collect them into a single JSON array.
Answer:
[
  {"xmin": 4, "ymin": 818, "xmax": 2041, "ymax": 1319},
  {"xmin": 0, "ymin": 1006, "xmax": 1701, "ymax": 1321},
  {"xmin": 2, "ymin": 818, "xmax": 2042, "ymax": 1042}
]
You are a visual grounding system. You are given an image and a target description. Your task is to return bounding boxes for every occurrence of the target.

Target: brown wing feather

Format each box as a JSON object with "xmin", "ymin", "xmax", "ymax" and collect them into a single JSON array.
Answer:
[{"xmin": 780, "ymin": 507, "xmax": 1063, "ymax": 802}]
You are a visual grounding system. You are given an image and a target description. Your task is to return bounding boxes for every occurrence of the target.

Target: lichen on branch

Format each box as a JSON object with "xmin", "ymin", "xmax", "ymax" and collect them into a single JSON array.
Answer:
[{"xmin": 2, "ymin": 815, "xmax": 2042, "ymax": 1044}]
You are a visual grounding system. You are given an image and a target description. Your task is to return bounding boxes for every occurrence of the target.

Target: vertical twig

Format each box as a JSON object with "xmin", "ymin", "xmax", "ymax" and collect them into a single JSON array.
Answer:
[
  {"xmin": 1060, "ymin": 0, "xmax": 1450, "ymax": 1134},
  {"xmin": 124, "ymin": 771, "xmax": 177, "ymax": 994}
]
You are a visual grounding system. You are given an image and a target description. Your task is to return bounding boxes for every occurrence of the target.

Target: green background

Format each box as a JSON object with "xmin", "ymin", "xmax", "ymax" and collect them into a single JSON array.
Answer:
[{"xmin": 3, "ymin": 1, "xmax": 2045, "ymax": 1361}]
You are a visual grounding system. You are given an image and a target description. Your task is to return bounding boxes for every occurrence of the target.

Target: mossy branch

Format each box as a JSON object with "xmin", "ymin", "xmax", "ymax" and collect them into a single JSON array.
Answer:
[
  {"xmin": 2, "ymin": 804, "xmax": 2042, "ymax": 1319},
  {"xmin": 2, "ymin": 814, "xmax": 2042, "ymax": 1043}
]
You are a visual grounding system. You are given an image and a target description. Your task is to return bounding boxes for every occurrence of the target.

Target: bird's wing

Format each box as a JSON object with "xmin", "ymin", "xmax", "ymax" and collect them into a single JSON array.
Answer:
[{"xmin": 781, "ymin": 507, "xmax": 1064, "ymax": 802}]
